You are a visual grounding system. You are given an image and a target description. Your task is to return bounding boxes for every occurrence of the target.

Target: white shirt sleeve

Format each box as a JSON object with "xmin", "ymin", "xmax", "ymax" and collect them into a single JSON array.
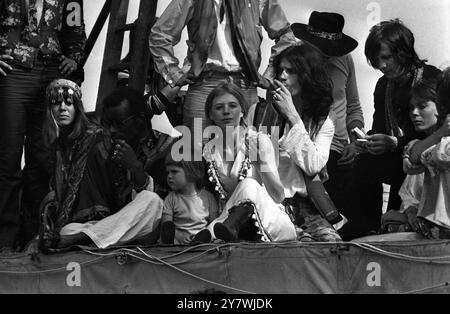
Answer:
[
  {"xmin": 426, "ymin": 136, "xmax": 450, "ymax": 171},
  {"xmin": 280, "ymin": 117, "xmax": 334, "ymax": 176},
  {"xmin": 398, "ymin": 174, "xmax": 423, "ymax": 213}
]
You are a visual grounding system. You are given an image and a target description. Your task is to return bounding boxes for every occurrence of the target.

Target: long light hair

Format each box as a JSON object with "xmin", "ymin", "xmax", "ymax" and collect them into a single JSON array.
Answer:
[
  {"xmin": 204, "ymin": 82, "xmax": 249, "ymax": 128},
  {"xmin": 42, "ymin": 81, "xmax": 89, "ymax": 146}
]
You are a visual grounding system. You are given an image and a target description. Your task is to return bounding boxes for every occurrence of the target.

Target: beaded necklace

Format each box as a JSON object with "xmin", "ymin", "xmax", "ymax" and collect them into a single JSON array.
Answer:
[{"xmin": 205, "ymin": 133, "xmax": 251, "ymax": 201}]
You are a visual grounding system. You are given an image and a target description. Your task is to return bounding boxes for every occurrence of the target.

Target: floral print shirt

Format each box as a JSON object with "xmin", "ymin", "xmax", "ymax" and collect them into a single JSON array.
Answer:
[{"xmin": 0, "ymin": 0, "xmax": 86, "ymax": 68}]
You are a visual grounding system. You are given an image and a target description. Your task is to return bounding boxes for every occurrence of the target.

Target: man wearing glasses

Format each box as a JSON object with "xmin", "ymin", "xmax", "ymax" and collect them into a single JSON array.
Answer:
[{"xmin": 101, "ymin": 87, "xmax": 177, "ymax": 201}]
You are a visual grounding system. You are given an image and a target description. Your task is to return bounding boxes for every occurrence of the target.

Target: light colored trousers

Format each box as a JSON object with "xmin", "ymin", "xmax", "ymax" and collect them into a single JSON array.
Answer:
[
  {"xmin": 207, "ymin": 178, "xmax": 297, "ymax": 242},
  {"xmin": 60, "ymin": 191, "xmax": 163, "ymax": 249}
]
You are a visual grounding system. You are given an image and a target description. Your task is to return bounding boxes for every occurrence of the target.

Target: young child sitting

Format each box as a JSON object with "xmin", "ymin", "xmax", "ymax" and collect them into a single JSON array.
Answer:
[{"xmin": 160, "ymin": 154, "xmax": 219, "ymax": 245}]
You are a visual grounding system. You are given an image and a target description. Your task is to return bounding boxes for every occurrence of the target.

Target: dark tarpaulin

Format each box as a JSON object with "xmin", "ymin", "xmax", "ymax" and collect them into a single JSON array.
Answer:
[{"xmin": 1, "ymin": 241, "xmax": 450, "ymax": 294}]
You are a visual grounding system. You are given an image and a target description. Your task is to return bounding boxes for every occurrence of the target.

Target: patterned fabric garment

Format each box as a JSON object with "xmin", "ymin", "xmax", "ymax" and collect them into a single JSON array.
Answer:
[
  {"xmin": 108, "ymin": 131, "xmax": 159, "ymax": 206},
  {"xmin": 0, "ymin": 0, "xmax": 86, "ymax": 68},
  {"xmin": 135, "ymin": 131, "xmax": 172, "ymax": 199},
  {"xmin": 41, "ymin": 124, "xmax": 116, "ymax": 249},
  {"xmin": 203, "ymin": 128, "xmax": 297, "ymax": 242},
  {"xmin": 51, "ymin": 125, "xmax": 116, "ymax": 226},
  {"xmin": 283, "ymin": 196, "xmax": 342, "ymax": 242},
  {"xmin": 404, "ymin": 137, "xmax": 450, "ymax": 232},
  {"xmin": 40, "ymin": 126, "xmax": 169, "ymax": 250}
]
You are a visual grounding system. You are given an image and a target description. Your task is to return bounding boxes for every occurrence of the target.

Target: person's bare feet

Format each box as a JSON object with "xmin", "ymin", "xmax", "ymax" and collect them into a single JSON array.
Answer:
[{"xmin": 58, "ymin": 233, "xmax": 91, "ymax": 249}]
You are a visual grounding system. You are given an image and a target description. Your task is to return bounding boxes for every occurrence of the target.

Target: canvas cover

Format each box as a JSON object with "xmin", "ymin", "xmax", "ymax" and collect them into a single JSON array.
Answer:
[{"xmin": 1, "ymin": 240, "xmax": 450, "ymax": 294}]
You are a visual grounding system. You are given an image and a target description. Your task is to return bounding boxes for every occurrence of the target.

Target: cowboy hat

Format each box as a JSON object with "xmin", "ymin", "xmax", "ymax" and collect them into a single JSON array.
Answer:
[{"xmin": 291, "ymin": 11, "xmax": 358, "ymax": 57}]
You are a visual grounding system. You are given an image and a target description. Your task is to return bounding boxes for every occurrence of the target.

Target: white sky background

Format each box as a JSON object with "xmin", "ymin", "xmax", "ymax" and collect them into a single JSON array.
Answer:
[{"xmin": 82, "ymin": 0, "xmax": 450, "ymax": 128}]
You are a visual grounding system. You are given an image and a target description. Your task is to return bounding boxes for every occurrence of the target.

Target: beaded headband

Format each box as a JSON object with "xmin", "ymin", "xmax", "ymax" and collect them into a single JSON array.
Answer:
[{"xmin": 46, "ymin": 79, "xmax": 82, "ymax": 104}]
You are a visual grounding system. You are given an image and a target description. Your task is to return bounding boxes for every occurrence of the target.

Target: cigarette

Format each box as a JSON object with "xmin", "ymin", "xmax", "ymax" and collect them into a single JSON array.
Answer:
[{"xmin": 275, "ymin": 88, "xmax": 281, "ymax": 92}]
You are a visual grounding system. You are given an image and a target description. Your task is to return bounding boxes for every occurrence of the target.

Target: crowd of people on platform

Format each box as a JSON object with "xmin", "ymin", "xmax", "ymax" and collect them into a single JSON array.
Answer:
[{"xmin": 0, "ymin": 0, "xmax": 449, "ymax": 254}]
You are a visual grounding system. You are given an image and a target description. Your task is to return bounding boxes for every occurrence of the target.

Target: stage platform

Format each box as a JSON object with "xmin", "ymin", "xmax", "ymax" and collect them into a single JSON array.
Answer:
[{"xmin": 1, "ymin": 238, "xmax": 450, "ymax": 294}]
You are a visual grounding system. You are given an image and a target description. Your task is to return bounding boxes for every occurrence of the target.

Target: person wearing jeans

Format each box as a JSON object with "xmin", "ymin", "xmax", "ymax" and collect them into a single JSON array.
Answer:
[
  {"xmin": 0, "ymin": 0, "xmax": 86, "ymax": 251},
  {"xmin": 149, "ymin": 0, "xmax": 298, "ymax": 151}
]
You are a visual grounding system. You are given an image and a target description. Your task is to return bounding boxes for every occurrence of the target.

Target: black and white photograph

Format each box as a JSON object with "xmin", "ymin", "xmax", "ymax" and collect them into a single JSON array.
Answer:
[{"xmin": 0, "ymin": 0, "xmax": 450, "ymax": 298}]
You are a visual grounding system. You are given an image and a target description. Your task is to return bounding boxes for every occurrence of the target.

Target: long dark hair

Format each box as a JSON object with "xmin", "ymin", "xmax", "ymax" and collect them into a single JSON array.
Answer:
[
  {"xmin": 273, "ymin": 43, "xmax": 333, "ymax": 127},
  {"xmin": 43, "ymin": 85, "xmax": 89, "ymax": 146},
  {"xmin": 365, "ymin": 19, "xmax": 425, "ymax": 72},
  {"xmin": 409, "ymin": 79, "xmax": 439, "ymax": 128}
]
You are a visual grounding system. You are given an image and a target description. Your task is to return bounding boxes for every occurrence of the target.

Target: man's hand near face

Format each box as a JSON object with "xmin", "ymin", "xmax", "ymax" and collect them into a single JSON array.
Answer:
[
  {"xmin": 111, "ymin": 139, "xmax": 140, "ymax": 170},
  {"xmin": 111, "ymin": 139, "xmax": 149, "ymax": 191}
]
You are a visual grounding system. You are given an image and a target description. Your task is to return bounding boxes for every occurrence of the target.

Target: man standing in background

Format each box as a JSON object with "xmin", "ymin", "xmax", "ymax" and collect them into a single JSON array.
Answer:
[{"xmin": 149, "ymin": 0, "xmax": 298, "ymax": 150}]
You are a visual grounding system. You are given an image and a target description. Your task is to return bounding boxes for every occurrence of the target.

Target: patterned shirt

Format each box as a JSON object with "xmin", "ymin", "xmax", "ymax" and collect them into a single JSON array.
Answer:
[
  {"xmin": 0, "ymin": 0, "xmax": 86, "ymax": 68},
  {"xmin": 404, "ymin": 137, "xmax": 450, "ymax": 229}
]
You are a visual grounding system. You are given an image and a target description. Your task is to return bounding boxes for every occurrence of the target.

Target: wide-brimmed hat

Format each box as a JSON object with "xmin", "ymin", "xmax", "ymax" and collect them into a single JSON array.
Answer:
[{"xmin": 291, "ymin": 11, "xmax": 358, "ymax": 57}]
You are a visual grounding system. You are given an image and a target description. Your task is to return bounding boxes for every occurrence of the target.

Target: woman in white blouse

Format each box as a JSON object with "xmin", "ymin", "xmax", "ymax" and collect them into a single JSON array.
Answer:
[
  {"xmin": 270, "ymin": 43, "xmax": 342, "ymax": 242},
  {"xmin": 200, "ymin": 82, "xmax": 296, "ymax": 243},
  {"xmin": 403, "ymin": 69, "xmax": 450, "ymax": 239}
]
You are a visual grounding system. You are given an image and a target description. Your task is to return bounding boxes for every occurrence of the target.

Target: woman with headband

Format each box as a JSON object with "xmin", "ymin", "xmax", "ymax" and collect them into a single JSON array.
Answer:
[{"xmin": 37, "ymin": 79, "xmax": 163, "ymax": 251}]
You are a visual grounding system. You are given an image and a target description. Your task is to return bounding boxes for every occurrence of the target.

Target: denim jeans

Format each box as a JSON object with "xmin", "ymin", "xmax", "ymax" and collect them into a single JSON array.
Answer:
[
  {"xmin": 183, "ymin": 71, "xmax": 258, "ymax": 153},
  {"xmin": 0, "ymin": 59, "xmax": 62, "ymax": 247}
]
